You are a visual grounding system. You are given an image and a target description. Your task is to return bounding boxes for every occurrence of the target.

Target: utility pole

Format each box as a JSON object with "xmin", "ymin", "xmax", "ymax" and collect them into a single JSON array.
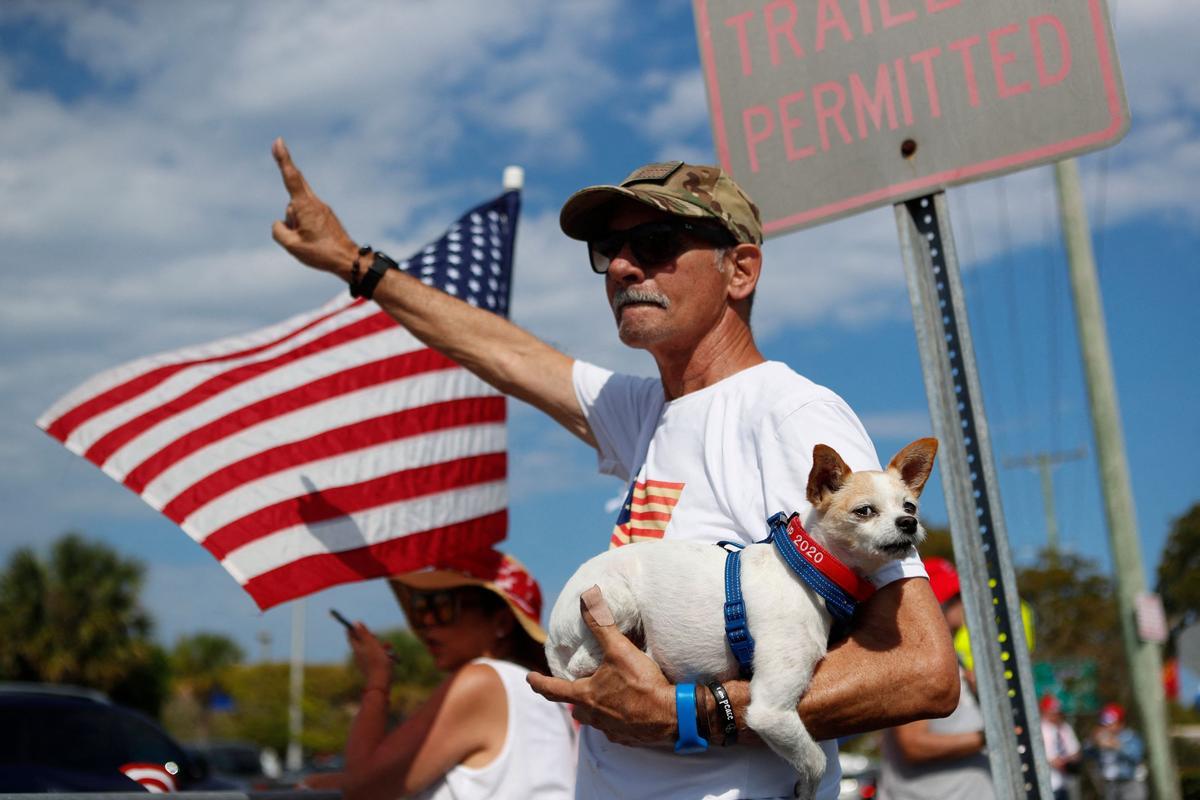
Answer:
[
  {"xmin": 1054, "ymin": 156, "xmax": 1180, "ymax": 799},
  {"xmin": 1003, "ymin": 448, "xmax": 1087, "ymax": 550}
]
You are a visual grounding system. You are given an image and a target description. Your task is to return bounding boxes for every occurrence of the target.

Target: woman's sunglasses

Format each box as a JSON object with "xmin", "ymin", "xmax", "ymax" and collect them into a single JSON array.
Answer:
[
  {"xmin": 587, "ymin": 220, "xmax": 734, "ymax": 274},
  {"xmin": 407, "ymin": 589, "xmax": 467, "ymax": 627}
]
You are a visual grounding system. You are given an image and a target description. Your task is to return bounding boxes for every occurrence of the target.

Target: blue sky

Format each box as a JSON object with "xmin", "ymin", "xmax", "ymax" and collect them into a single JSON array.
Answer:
[{"xmin": 1, "ymin": 1, "xmax": 1197, "ymax": 683}]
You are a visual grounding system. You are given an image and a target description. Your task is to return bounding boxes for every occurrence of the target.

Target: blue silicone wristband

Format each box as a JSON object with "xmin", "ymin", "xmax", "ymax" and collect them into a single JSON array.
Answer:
[{"xmin": 674, "ymin": 683, "xmax": 708, "ymax": 754}]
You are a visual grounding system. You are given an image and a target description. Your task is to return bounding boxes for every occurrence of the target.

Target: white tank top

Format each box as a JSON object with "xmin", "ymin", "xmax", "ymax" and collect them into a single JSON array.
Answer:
[{"xmin": 413, "ymin": 658, "xmax": 577, "ymax": 800}]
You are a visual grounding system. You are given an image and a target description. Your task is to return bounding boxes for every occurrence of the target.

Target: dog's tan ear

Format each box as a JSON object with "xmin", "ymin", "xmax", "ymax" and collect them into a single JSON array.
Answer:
[
  {"xmin": 887, "ymin": 437, "xmax": 939, "ymax": 497},
  {"xmin": 807, "ymin": 444, "xmax": 852, "ymax": 506}
]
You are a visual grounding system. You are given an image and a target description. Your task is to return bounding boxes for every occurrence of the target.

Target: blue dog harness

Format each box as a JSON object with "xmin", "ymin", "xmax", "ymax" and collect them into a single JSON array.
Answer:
[
  {"xmin": 722, "ymin": 513, "xmax": 876, "ymax": 675},
  {"xmin": 721, "ymin": 543, "xmax": 755, "ymax": 676}
]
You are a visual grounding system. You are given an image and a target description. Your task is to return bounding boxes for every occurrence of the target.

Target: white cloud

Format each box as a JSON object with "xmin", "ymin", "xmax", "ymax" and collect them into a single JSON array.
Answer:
[
  {"xmin": 1111, "ymin": 1, "xmax": 1200, "ymax": 117},
  {"xmin": 1, "ymin": 0, "xmax": 1196, "ymax": 655},
  {"xmin": 641, "ymin": 69, "xmax": 709, "ymax": 141}
]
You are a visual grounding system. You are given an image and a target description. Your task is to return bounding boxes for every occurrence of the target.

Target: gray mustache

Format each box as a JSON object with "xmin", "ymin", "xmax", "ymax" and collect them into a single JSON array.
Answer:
[{"xmin": 612, "ymin": 287, "xmax": 670, "ymax": 313}]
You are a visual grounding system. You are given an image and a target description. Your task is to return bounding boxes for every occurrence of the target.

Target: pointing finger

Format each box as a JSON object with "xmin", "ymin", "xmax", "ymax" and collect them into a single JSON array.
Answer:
[
  {"xmin": 527, "ymin": 671, "xmax": 582, "ymax": 705},
  {"xmin": 272, "ymin": 136, "xmax": 310, "ymax": 198}
]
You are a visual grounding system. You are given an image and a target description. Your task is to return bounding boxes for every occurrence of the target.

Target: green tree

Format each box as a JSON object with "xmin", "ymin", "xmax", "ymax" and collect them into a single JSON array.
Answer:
[
  {"xmin": 171, "ymin": 632, "xmax": 245, "ymax": 701},
  {"xmin": 1017, "ymin": 548, "xmax": 1128, "ymax": 709},
  {"xmin": 164, "ymin": 628, "xmax": 445, "ymax": 756},
  {"xmin": 357, "ymin": 628, "xmax": 444, "ymax": 717},
  {"xmin": 0, "ymin": 533, "xmax": 166, "ymax": 714},
  {"xmin": 1156, "ymin": 502, "xmax": 1200, "ymax": 627},
  {"xmin": 169, "ymin": 632, "xmax": 245, "ymax": 741},
  {"xmin": 212, "ymin": 663, "xmax": 292, "ymax": 751},
  {"xmin": 202, "ymin": 662, "xmax": 360, "ymax": 755}
]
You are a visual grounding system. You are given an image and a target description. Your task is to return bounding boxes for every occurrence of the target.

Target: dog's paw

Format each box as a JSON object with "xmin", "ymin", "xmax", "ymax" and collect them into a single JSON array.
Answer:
[
  {"xmin": 792, "ymin": 772, "xmax": 819, "ymax": 800},
  {"xmin": 562, "ymin": 643, "xmax": 602, "ymax": 679}
]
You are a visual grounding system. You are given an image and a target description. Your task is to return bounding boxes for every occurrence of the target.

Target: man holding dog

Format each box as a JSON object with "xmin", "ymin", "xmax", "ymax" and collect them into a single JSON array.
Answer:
[{"xmin": 271, "ymin": 141, "xmax": 958, "ymax": 800}]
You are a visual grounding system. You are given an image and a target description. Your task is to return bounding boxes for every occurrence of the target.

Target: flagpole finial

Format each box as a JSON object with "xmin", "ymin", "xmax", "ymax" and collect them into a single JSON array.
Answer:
[{"xmin": 503, "ymin": 165, "xmax": 524, "ymax": 191}]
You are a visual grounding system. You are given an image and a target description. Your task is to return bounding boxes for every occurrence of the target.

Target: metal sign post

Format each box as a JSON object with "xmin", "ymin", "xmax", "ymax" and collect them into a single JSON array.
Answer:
[
  {"xmin": 896, "ymin": 192, "xmax": 1051, "ymax": 799},
  {"xmin": 691, "ymin": 3, "xmax": 1135, "ymax": 795}
]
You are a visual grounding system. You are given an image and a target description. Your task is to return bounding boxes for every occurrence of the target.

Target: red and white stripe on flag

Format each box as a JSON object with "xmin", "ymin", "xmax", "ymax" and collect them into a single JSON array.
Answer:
[
  {"xmin": 37, "ymin": 293, "xmax": 507, "ymax": 609},
  {"xmin": 40, "ymin": 189, "xmax": 519, "ymax": 607}
]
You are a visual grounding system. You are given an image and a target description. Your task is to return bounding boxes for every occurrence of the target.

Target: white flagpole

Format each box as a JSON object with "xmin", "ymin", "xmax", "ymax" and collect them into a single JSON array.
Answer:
[
  {"xmin": 503, "ymin": 165, "xmax": 524, "ymax": 191},
  {"xmin": 278, "ymin": 170, "xmax": 521, "ymax": 779},
  {"xmin": 286, "ymin": 598, "xmax": 305, "ymax": 772}
]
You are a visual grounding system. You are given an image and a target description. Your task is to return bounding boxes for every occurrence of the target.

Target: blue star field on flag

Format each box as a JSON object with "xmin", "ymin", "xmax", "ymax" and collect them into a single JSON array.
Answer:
[{"xmin": 395, "ymin": 190, "xmax": 519, "ymax": 317}]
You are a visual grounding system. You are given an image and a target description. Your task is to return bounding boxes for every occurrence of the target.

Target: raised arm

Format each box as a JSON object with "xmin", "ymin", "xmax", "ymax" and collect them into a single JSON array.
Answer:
[
  {"xmin": 334, "ymin": 623, "xmax": 507, "ymax": 800},
  {"xmin": 269, "ymin": 138, "xmax": 594, "ymax": 447}
]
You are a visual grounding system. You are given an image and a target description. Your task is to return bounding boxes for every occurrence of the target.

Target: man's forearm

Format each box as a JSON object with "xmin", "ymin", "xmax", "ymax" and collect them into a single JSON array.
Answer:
[
  {"xmin": 364, "ymin": 265, "xmax": 592, "ymax": 445},
  {"xmin": 798, "ymin": 578, "xmax": 958, "ymax": 739},
  {"xmin": 703, "ymin": 578, "xmax": 958, "ymax": 744},
  {"xmin": 373, "ymin": 268, "xmax": 554, "ymax": 389}
]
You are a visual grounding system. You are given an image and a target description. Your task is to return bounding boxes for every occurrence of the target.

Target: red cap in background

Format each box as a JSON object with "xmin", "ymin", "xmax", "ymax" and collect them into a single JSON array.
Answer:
[
  {"xmin": 923, "ymin": 557, "xmax": 961, "ymax": 605},
  {"xmin": 1099, "ymin": 703, "xmax": 1126, "ymax": 726}
]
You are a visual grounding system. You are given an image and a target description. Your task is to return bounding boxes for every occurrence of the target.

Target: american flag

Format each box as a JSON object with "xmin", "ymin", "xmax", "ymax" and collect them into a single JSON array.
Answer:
[
  {"xmin": 37, "ymin": 190, "xmax": 520, "ymax": 610},
  {"xmin": 610, "ymin": 478, "xmax": 685, "ymax": 547}
]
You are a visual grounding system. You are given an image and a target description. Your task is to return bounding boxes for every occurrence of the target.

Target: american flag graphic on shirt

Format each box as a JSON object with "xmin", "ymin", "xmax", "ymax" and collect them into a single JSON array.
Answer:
[
  {"xmin": 610, "ymin": 478, "xmax": 685, "ymax": 547},
  {"xmin": 37, "ymin": 190, "xmax": 519, "ymax": 610}
]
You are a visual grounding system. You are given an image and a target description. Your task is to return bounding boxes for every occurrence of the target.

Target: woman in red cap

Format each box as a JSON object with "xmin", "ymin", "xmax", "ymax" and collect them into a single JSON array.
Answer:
[{"xmin": 317, "ymin": 549, "xmax": 576, "ymax": 800}]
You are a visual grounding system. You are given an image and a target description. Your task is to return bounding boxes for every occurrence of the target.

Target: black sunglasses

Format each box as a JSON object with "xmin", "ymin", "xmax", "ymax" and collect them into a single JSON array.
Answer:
[
  {"xmin": 407, "ymin": 589, "xmax": 468, "ymax": 627},
  {"xmin": 587, "ymin": 220, "xmax": 735, "ymax": 274}
]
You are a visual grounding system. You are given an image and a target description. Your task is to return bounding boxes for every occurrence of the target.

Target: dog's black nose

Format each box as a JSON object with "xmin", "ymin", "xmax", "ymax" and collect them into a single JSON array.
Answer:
[{"xmin": 896, "ymin": 515, "xmax": 918, "ymax": 535}]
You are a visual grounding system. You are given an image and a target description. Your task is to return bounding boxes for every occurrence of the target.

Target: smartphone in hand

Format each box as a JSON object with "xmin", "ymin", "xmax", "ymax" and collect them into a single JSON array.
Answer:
[
  {"xmin": 331, "ymin": 609, "xmax": 400, "ymax": 663},
  {"xmin": 329, "ymin": 607, "xmax": 355, "ymax": 633}
]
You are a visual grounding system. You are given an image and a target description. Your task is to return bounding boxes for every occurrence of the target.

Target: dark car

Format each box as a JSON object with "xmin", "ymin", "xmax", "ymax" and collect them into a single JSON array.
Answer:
[
  {"xmin": 184, "ymin": 740, "xmax": 278, "ymax": 790},
  {"xmin": 0, "ymin": 682, "xmax": 234, "ymax": 793}
]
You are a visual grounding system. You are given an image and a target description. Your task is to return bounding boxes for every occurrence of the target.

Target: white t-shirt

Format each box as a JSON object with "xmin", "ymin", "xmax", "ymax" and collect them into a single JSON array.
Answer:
[
  {"xmin": 878, "ymin": 671, "xmax": 993, "ymax": 800},
  {"xmin": 414, "ymin": 658, "xmax": 577, "ymax": 800},
  {"xmin": 1040, "ymin": 719, "xmax": 1081, "ymax": 792},
  {"xmin": 572, "ymin": 359, "xmax": 926, "ymax": 800}
]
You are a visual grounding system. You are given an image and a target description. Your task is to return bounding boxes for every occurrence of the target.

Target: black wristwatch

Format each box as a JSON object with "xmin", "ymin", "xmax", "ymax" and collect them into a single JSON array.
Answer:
[{"xmin": 349, "ymin": 245, "xmax": 398, "ymax": 300}]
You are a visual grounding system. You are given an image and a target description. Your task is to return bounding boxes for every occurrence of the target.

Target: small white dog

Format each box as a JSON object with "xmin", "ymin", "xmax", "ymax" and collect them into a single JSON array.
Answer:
[{"xmin": 546, "ymin": 438, "xmax": 938, "ymax": 799}]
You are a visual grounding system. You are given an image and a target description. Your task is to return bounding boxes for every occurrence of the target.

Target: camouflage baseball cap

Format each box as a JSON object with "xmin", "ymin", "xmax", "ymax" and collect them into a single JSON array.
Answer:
[{"xmin": 559, "ymin": 161, "xmax": 763, "ymax": 245}]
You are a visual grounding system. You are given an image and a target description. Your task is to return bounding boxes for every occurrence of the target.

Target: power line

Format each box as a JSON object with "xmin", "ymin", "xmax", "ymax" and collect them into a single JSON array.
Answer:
[
  {"xmin": 1003, "ymin": 448, "xmax": 1088, "ymax": 550},
  {"xmin": 1093, "ymin": 0, "xmax": 1120, "ymax": 276},
  {"xmin": 1043, "ymin": 170, "xmax": 1092, "ymax": 554},
  {"xmin": 952, "ymin": 188, "xmax": 1006, "ymax": 461},
  {"xmin": 994, "ymin": 177, "xmax": 1037, "ymax": 537},
  {"xmin": 1043, "ymin": 170, "xmax": 1064, "ymax": 458}
]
